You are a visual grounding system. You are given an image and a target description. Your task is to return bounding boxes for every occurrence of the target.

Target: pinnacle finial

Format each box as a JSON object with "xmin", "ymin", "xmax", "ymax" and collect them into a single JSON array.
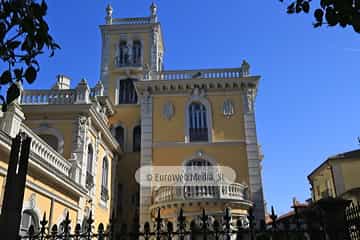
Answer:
[
  {"xmin": 105, "ymin": 4, "xmax": 113, "ymax": 24},
  {"xmin": 150, "ymin": 2, "xmax": 157, "ymax": 17}
]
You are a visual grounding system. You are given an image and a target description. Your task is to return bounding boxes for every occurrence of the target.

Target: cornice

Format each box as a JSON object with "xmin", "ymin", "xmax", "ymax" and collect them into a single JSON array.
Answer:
[{"xmin": 134, "ymin": 76, "xmax": 260, "ymax": 96}]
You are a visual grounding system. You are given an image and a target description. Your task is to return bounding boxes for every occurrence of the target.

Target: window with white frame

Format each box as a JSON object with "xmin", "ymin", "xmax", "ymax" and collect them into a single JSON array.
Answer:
[
  {"xmin": 188, "ymin": 102, "xmax": 208, "ymax": 142},
  {"xmin": 118, "ymin": 79, "xmax": 138, "ymax": 104},
  {"xmin": 132, "ymin": 40, "xmax": 141, "ymax": 65},
  {"xmin": 118, "ymin": 41, "xmax": 129, "ymax": 65},
  {"xmin": 133, "ymin": 125, "xmax": 141, "ymax": 152},
  {"xmin": 101, "ymin": 157, "xmax": 109, "ymax": 201},
  {"xmin": 114, "ymin": 125, "xmax": 125, "ymax": 150}
]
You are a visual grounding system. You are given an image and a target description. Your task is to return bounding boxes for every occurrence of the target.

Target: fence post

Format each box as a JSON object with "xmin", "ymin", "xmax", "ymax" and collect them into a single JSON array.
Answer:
[{"xmin": 0, "ymin": 133, "xmax": 31, "ymax": 239}]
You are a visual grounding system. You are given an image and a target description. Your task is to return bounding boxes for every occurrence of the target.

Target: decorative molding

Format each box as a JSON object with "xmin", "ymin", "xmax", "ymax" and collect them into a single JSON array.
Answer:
[
  {"xmin": 223, "ymin": 99, "xmax": 235, "ymax": 119},
  {"xmin": 162, "ymin": 102, "xmax": 174, "ymax": 120},
  {"xmin": 153, "ymin": 140, "xmax": 246, "ymax": 148},
  {"xmin": 182, "ymin": 151, "xmax": 218, "ymax": 166},
  {"xmin": 135, "ymin": 76, "xmax": 260, "ymax": 96}
]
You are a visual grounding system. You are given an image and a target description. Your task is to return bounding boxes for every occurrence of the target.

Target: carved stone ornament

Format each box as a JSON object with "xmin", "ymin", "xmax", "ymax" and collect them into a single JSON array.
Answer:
[
  {"xmin": 223, "ymin": 99, "xmax": 235, "ymax": 119},
  {"xmin": 29, "ymin": 193, "xmax": 36, "ymax": 209},
  {"xmin": 163, "ymin": 102, "xmax": 174, "ymax": 120}
]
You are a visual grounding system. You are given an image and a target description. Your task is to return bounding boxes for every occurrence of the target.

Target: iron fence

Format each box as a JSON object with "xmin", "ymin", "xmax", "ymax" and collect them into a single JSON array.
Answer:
[{"xmin": 18, "ymin": 201, "xmax": 360, "ymax": 240}]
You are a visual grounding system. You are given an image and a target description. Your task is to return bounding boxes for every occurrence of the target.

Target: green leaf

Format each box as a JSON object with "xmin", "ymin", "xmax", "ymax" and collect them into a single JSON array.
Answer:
[
  {"xmin": 8, "ymin": 40, "xmax": 21, "ymax": 49},
  {"xmin": 6, "ymin": 83, "xmax": 20, "ymax": 104},
  {"xmin": 24, "ymin": 66, "xmax": 37, "ymax": 84},
  {"xmin": 0, "ymin": 70, "xmax": 12, "ymax": 84},
  {"xmin": 14, "ymin": 68, "xmax": 23, "ymax": 80},
  {"xmin": 302, "ymin": 2, "xmax": 310, "ymax": 13}
]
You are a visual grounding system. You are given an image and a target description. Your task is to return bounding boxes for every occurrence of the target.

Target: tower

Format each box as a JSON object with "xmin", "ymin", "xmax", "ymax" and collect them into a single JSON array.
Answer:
[{"xmin": 100, "ymin": 3, "xmax": 266, "ymax": 229}]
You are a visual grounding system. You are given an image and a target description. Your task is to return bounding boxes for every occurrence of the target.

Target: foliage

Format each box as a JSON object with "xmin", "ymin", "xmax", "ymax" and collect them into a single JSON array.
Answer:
[
  {"xmin": 0, "ymin": 0, "xmax": 59, "ymax": 111},
  {"xmin": 280, "ymin": 0, "xmax": 360, "ymax": 33}
]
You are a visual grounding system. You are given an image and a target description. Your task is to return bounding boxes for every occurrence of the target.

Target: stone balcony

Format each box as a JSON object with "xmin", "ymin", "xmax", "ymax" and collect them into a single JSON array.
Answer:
[
  {"xmin": 151, "ymin": 182, "xmax": 250, "ymax": 209},
  {"xmin": 20, "ymin": 123, "xmax": 72, "ymax": 177}
]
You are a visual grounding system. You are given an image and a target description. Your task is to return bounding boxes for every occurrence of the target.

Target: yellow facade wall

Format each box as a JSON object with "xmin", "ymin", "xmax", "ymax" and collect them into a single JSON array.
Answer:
[
  {"xmin": 310, "ymin": 165, "xmax": 336, "ymax": 201},
  {"xmin": 340, "ymin": 158, "xmax": 360, "ymax": 192},
  {"xmin": 152, "ymin": 94, "xmax": 245, "ymax": 143},
  {"xmin": 153, "ymin": 144, "xmax": 249, "ymax": 184}
]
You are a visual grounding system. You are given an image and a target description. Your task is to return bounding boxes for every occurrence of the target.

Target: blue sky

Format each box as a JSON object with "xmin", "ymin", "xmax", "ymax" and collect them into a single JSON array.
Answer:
[{"xmin": 28, "ymin": 0, "xmax": 360, "ymax": 214}]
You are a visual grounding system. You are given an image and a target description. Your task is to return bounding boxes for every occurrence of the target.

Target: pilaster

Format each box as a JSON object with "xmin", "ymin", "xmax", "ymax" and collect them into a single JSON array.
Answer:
[
  {"xmin": 139, "ymin": 91, "xmax": 153, "ymax": 227},
  {"xmin": 242, "ymin": 87, "xmax": 265, "ymax": 224}
]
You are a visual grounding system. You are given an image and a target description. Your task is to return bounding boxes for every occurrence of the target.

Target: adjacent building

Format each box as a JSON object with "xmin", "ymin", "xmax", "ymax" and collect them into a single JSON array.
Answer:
[{"xmin": 308, "ymin": 149, "xmax": 360, "ymax": 203}]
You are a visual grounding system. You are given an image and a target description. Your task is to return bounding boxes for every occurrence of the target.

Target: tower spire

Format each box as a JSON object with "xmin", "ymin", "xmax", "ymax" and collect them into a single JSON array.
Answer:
[
  {"xmin": 150, "ymin": 2, "xmax": 157, "ymax": 22},
  {"xmin": 105, "ymin": 3, "xmax": 113, "ymax": 24}
]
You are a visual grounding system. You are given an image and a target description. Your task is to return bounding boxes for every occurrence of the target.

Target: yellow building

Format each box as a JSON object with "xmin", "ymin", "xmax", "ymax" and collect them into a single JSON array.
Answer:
[
  {"xmin": 308, "ymin": 149, "xmax": 360, "ymax": 203},
  {"xmin": 100, "ymin": 3, "xmax": 265, "ymax": 227},
  {"xmin": 0, "ymin": 76, "xmax": 120, "ymax": 235},
  {"xmin": 0, "ymin": 2, "xmax": 266, "ymax": 233}
]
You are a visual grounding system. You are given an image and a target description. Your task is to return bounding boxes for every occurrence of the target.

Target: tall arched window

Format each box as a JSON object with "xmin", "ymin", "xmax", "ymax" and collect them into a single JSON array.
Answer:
[
  {"xmin": 118, "ymin": 79, "xmax": 138, "ymax": 104},
  {"xmin": 132, "ymin": 40, "xmax": 141, "ymax": 65},
  {"xmin": 118, "ymin": 41, "xmax": 129, "ymax": 65},
  {"xmin": 114, "ymin": 126, "xmax": 124, "ymax": 150},
  {"xmin": 133, "ymin": 126, "xmax": 141, "ymax": 152},
  {"xmin": 188, "ymin": 102, "xmax": 208, "ymax": 142},
  {"xmin": 20, "ymin": 210, "xmax": 39, "ymax": 236},
  {"xmin": 101, "ymin": 157, "xmax": 109, "ymax": 201},
  {"xmin": 86, "ymin": 144, "xmax": 94, "ymax": 189}
]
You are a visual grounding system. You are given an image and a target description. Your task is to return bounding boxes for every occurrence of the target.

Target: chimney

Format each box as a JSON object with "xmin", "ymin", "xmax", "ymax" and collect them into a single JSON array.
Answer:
[{"xmin": 52, "ymin": 75, "xmax": 71, "ymax": 90}]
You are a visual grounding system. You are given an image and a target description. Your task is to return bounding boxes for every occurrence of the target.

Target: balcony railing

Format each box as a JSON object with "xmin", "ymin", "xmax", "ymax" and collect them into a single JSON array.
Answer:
[
  {"xmin": 21, "ymin": 90, "xmax": 76, "ymax": 105},
  {"xmin": 112, "ymin": 17, "xmax": 152, "ymax": 25},
  {"xmin": 20, "ymin": 124, "xmax": 72, "ymax": 177},
  {"xmin": 152, "ymin": 182, "xmax": 247, "ymax": 205},
  {"xmin": 114, "ymin": 56, "xmax": 142, "ymax": 68},
  {"xmin": 149, "ymin": 68, "xmax": 246, "ymax": 81}
]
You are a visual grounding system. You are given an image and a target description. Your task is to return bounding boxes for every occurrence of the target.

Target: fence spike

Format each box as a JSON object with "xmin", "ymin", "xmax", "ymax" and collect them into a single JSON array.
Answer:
[
  {"xmin": 51, "ymin": 224, "xmax": 58, "ymax": 237},
  {"xmin": 75, "ymin": 223, "xmax": 81, "ymax": 237},
  {"xmin": 98, "ymin": 223, "xmax": 105, "ymax": 239},
  {"xmin": 39, "ymin": 212, "xmax": 48, "ymax": 238}
]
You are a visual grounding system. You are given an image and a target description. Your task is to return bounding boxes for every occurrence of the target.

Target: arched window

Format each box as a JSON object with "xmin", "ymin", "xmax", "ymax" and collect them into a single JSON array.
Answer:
[
  {"xmin": 86, "ymin": 144, "xmax": 94, "ymax": 189},
  {"xmin": 39, "ymin": 134, "xmax": 59, "ymax": 151},
  {"xmin": 101, "ymin": 157, "xmax": 109, "ymax": 201},
  {"xmin": 114, "ymin": 125, "xmax": 125, "ymax": 150},
  {"xmin": 188, "ymin": 102, "xmax": 208, "ymax": 142},
  {"xmin": 118, "ymin": 41, "xmax": 129, "ymax": 65},
  {"xmin": 132, "ymin": 40, "xmax": 141, "ymax": 65},
  {"xmin": 118, "ymin": 78, "xmax": 138, "ymax": 104},
  {"xmin": 20, "ymin": 210, "xmax": 39, "ymax": 236},
  {"xmin": 184, "ymin": 159, "xmax": 217, "ymax": 199},
  {"xmin": 133, "ymin": 125, "xmax": 141, "ymax": 152}
]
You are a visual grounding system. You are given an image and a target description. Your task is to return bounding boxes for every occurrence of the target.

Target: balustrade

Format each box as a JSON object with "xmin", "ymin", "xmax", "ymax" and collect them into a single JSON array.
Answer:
[
  {"xmin": 153, "ymin": 182, "xmax": 247, "ymax": 204},
  {"xmin": 20, "ymin": 124, "xmax": 71, "ymax": 177},
  {"xmin": 21, "ymin": 90, "xmax": 76, "ymax": 105}
]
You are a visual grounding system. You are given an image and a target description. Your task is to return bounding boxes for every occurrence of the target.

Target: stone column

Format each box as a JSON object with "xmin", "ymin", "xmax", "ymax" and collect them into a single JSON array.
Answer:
[
  {"xmin": 71, "ymin": 115, "xmax": 89, "ymax": 187},
  {"xmin": 139, "ymin": 91, "xmax": 153, "ymax": 227},
  {"xmin": 0, "ymin": 82, "xmax": 25, "ymax": 138},
  {"xmin": 242, "ymin": 86, "xmax": 265, "ymax": 225},
  {"xmin": 100, "ymin": 33, "xmax": 110, "ymax": 96}
]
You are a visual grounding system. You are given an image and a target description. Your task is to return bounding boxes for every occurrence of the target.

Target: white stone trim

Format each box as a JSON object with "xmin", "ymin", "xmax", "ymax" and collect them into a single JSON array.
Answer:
[{"xmin": 184, "ymin": 94, "xmax": 213, "ymax": 143}]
